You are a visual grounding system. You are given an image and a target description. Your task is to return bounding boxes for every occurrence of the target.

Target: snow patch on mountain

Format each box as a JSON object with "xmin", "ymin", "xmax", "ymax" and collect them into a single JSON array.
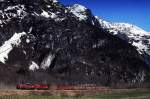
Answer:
[
  {"xmin": 29, "ymin": 61, "xmax": 39, "ymax": 71},
  {"xmin": 0, "ymin": 32, "xmax": 26, "ymax": 63},
  {"xmin": 132, "ymin": 41, "xmax": 148, "ymax": 54},
  {"xmin": 40, "ymin": 52, "xmax": 55, "ymax": 69},
  {"xmin": 68, "ymin": 4, "xmax": 87, "ymax": 21},
  {"xmin": 26, "ymin": 39, "xmax": 30, "ymax": 43},
  {"xmin": 50, "ymin": 12, "xmax": 58, "ymax": 19},
  {"xmin": 41, "ymin": 10, "xmax": 50, "ymax": 18},
  {"xmin": 41, "ymin": 10, "xmax": 58, "ymax": 20}
]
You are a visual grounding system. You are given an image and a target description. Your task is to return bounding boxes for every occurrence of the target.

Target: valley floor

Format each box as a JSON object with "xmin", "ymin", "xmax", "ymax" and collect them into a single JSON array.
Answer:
[{"xmin": 0, "ymin": 89, "xmax": 150, "ymax": 99}]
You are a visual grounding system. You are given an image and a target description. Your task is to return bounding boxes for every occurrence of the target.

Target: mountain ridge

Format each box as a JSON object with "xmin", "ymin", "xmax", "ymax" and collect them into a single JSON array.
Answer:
[{"xmin": 68, "ymin": 4, "xmax": 150, "ymax": 66}]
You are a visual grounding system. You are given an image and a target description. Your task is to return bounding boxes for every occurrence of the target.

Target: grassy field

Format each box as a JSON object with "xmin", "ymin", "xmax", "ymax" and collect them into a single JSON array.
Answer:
[{"xmin": 0, "ymin": 90, "xmax": 150, "ymax": 99}]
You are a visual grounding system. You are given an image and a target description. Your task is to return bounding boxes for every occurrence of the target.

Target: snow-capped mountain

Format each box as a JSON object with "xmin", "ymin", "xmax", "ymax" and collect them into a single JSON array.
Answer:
[
  {"xmin": 68, "ymin": 4, "xmax": 101, "ymax": 27},
  {"xmin": 96, "ymin": 17, "xmax": 150, "ymax": 55},
  {"xmin": 0, "ymin": 0, "xmax": 150, "ymax": 86},
  {"xmin": 95, "ymin": 17, "xmax": 150, "ymax": 65},
  {"xmin": 69, "ymin": 4, "xmax": 150, "ymax": 65},
  {"xmin": 68, "ymin": 4, "xmax": 88, "ymax": 21}
]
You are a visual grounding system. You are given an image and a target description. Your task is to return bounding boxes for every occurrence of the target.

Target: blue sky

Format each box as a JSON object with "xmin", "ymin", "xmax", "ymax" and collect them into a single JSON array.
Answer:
[{"xmin": 59, "ymin": 0, "xmax": 150, "ymax": 31}]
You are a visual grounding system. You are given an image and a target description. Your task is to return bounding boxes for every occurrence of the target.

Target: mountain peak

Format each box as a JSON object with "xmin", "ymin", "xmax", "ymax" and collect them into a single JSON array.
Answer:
[{"xmin": 68, "ymin": 4, "xmax": 88, "ymax": 21}]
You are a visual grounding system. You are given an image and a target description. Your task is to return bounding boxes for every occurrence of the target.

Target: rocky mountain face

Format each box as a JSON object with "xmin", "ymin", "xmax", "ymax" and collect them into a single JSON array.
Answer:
[
  {"xmin": 68, "ymin": 4, "xmax": 150, "ymax": 67},
  {"xmin": 0, "ymin": 0, "xmax": 150, "ymax": 87}
]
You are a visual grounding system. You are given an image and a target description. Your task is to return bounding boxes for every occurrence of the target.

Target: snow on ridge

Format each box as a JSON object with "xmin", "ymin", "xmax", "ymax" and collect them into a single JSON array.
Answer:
[
  {"xmin": 41, "ymin": 10, "xmax": 57, "ymax": 19},
  {"xmin": 41, "ymin": 10, "xmax": 65, "ymax": 22},
  {"xmin": 132, "ymin": 41, "xmax": 148, "ymax": 54},
  {"xmin": 96, "ymin": 16, "xmax": 150, "ymax": 55},
  {"xmin": 50, "ymin": 12, "xmax": 57, "ymax": 19},
  {"xmin": 111, "ymin": 23, "xmax": 148, "ymax": 36},
  {"xmin": 29, "ymin": 61, "xmax": 39, "ymax": 71},
  {"xmin": 96, "ymin": 16, "xmax": 148, "ymax": 34},
  {"xmin": 96, "ymin": 17, "xmax": 149, "ymax": 36},
  {"xmin": 0, "ymin": 32, "xmax": 26, "ymax": 63},
  {"xmin": 95, "ymin": 16, "xmax": 111, "ymax": 29},
  {"xmin": 68, "ymin": 4, "xmax": 88, "ymax": 21},
  {"xmin": 41, "ymin": 10, "xmax": 50, "ymax": 18}
]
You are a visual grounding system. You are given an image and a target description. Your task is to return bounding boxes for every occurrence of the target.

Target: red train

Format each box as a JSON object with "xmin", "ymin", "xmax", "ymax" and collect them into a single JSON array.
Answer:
[
  {"xmin": 16, "ymin": 83, "xmax": 49, "ymax": 90},
  {"xmin": 16, "ymin": 83, "xmax": 109, "ymax": 92}
]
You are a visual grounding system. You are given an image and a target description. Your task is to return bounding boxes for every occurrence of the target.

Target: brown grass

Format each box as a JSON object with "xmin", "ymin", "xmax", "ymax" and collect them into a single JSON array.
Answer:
[{"xmin": 0, "ymin": 88, "xmax": 110, "ymax": 97}]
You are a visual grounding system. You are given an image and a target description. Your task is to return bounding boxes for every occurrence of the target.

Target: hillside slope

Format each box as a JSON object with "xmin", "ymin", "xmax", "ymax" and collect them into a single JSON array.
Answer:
[{"xmin": 0, "ymin": 0, "xmax": 150, "ymax": 86}]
